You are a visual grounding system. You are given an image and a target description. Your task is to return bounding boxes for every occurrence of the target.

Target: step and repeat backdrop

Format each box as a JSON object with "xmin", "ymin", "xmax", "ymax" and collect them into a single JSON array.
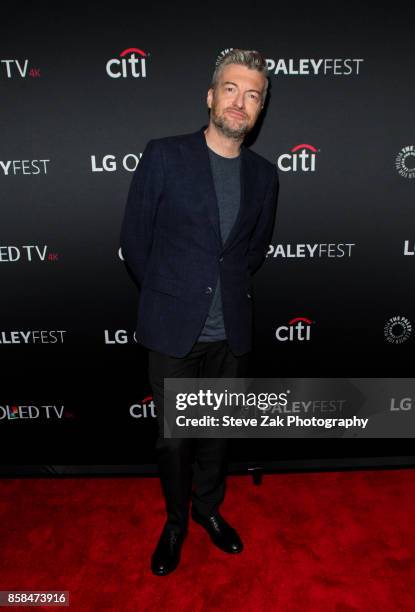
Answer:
[{"xmin": 1, "ymin": 2, "xmax": 414, "ymax": 465}]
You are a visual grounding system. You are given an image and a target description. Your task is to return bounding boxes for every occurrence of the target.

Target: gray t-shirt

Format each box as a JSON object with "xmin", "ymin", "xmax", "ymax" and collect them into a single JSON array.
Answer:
[{"xmin": 197, "ymin": 146, "xmax": 241, "ymax": 342}]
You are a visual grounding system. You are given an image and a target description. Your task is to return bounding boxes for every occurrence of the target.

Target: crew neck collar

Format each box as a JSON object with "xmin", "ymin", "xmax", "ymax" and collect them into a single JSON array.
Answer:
[{"xmin": 207, "ymin": 145, "xmax": 241, "ymax": 159}]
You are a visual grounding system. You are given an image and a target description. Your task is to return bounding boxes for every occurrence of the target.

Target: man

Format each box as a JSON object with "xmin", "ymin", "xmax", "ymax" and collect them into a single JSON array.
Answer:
[{"xmin": 120, "ymin": 49, "xmax": 279, "ymax": 576}]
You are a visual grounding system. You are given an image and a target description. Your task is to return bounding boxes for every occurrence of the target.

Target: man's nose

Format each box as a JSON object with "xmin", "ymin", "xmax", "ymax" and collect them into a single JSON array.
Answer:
[{"xmin": 233, "ymin": 91, "xmax": 245, "ymax": 108}]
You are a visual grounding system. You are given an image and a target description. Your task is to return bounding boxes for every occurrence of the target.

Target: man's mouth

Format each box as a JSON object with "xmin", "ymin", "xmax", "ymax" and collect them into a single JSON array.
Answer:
[{"xmin": 226, "ymin": 109, "xmax": 246, "ymax": 119}]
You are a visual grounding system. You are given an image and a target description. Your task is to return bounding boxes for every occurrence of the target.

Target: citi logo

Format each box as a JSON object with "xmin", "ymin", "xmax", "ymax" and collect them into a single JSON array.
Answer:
[
  {"xmin": 277, "ymin": 144, "xmax": 318, "ymax": 172},
  {"xmin": 106, "ymin": 48, "xmax": 148, "ymax": 79},
  {"xmin": 275, "ymin": 317, "xmax": 314, "ymax": 341},
  {"xmin": 129, "ymin": 394, "xmax": 157, "ymax": 419}
]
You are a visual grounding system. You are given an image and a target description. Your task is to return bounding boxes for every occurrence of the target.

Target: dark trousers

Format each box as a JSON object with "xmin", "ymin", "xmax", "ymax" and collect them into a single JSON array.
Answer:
[{"xmin": 148, "ymin": 339, "xmax": 250, "ymax": 533}]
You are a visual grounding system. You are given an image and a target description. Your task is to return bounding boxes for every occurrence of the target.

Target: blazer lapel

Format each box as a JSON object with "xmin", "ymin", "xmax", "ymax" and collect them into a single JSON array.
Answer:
[
  {"xmin": 185, "ymin": 125, "xmax": 254, "ymax": 253},
  {"xmin": 223, "ymin": 146, "xmax": 255, "ymax": 252}
]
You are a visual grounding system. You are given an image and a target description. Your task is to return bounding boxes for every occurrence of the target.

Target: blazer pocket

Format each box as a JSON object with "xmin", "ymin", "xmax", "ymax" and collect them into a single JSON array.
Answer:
[{"xmin": 144, "ymin": 274, "xmax": 183, "ymax": 297}]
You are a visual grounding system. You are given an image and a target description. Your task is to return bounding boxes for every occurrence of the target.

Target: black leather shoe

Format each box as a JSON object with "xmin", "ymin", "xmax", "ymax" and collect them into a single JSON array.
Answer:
[
  {"xmin": 191, "ymin": 508, "xmax": 243, "ymax": 554},
  {"xmin": 151, "ymin": 524, "xmax": 186, "ymax": 576}
]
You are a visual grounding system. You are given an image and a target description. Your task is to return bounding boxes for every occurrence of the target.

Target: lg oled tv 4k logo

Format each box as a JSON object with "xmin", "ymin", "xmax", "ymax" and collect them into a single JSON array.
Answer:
[
  {"xmin": 0, "ymin": 245, "xmax": 58, "ymax": 262},
  {"xmin": 275, "ymin": 317, "xmax": 314, "ymax": 342},
  {"xmin": 0, "ymin": 59, "xmax": 41, "ymax": 79},
  {"xmin": 277, "ymin": 144, "xmax": 318, "ymax": 172},
  {"xmin": 0, "ymin": 403, "xmax": 73, "ymax": 420},
  {"xmin": 106, "ymin": 48, "xmax": 149, "ymax": 79},
  {"xmin": 90, "ymin": 152, "xmax": 143, "ymax": 172}
]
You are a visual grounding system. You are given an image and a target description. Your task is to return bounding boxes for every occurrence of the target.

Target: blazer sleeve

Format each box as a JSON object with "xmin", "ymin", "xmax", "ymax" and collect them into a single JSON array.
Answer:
[
  {"xmin": 248, "ymin": 166, "xmax": 279, "ymax": 275},
  {"xmin": 119, "ymin": 139, "xmax": 164, "ymax": 287}
]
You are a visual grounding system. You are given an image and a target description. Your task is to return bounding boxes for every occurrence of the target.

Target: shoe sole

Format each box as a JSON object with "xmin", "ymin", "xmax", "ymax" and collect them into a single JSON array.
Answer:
[{"xmin": 151, "ymin": 564, "xmax": 179, "ymax": 576}]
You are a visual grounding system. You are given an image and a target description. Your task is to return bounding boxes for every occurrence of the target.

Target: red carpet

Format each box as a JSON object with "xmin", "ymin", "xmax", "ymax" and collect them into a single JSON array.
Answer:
[{"xmin": 1, "ymin": 469, "xmax": 414, "ymax": 611}]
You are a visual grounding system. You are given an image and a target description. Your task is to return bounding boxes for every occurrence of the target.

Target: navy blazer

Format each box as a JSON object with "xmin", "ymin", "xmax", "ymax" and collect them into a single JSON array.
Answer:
[{"xmin": 120, "ymin": 124, "xmax": 279, "ymax": 357}]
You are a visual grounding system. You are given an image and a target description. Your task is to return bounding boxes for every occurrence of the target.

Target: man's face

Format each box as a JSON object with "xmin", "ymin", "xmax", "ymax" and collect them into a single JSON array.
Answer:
[{"xmin": 206, "ymin": 63, "xmax": 266, "ymax": 140}]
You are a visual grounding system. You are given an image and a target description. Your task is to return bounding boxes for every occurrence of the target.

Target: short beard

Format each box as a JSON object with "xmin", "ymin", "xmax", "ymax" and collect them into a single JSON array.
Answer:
[{"xmin": 211, "ymin": 110, "xmax": 249, "ymax": 141}]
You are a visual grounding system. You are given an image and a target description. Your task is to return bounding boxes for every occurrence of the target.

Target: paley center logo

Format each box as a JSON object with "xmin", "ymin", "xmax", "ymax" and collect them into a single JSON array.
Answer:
[
  {"xmin": 384, "ymin": 316, "xmax": 412, "ymax": 344},
  {"xmin": 395, "ymin": 146, "xmax": 415, "ymax": 179},
  {"xmin": 106, "ymin": 47, "xmax": 149, "ymax": 79},
  {"xmin": 129, "ymin": 394, "xmax": 157, "ymax": 419},
  {"xmin": 277, "ymin": 144, "xmax": 318, "ymax": 172},
  {"xmin": 275, "ymin": 317, "xmax": 314, "ymax": 342}
]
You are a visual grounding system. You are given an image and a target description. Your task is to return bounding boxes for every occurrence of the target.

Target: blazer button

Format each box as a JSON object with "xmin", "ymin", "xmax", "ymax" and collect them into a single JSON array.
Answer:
[
  {"xmin": 219, "ymin": 256, "xmax": 223, "ymax": 262},
  {"xmin": 205, "ymin": 286, "xmax": 213, "ymax": 294},
  {"xmin": 247, "ymin": 292, "xmax": 252, "ymax": 298}
]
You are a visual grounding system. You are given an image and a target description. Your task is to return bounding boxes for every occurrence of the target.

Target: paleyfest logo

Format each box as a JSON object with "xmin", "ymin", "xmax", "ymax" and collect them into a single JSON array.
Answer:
[
  {"xmin": 215, "ymin": 50, "xmax": 363, "ymax": 75},
  {"xmin": 267, "ymin": 58, "xmax": 363, "ymax": 76},
  {"xmin": 395, "ymin": 146, "xmax": 415, "ymax": 179},
  {"xmin": 106, "ymin": 48, "xmax": 149, "ymax": 78}
]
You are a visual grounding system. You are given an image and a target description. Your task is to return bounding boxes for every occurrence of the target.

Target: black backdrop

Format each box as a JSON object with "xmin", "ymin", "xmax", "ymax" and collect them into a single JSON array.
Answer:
[{"xmin": 1, "ymin": 2, "xmax": 414, "ymax": 467}]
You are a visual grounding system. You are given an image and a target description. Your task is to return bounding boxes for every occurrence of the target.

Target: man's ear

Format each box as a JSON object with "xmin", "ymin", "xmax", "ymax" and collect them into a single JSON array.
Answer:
[{"xmin": 207, "ymin": 87, "xmax": 215, "ymax": 109}]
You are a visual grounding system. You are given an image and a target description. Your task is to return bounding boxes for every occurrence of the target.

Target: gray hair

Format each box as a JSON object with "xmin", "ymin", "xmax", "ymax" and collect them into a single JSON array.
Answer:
[{"xmin": 210, "ymin": 49, "xmax": 269, "ymax": 106}]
